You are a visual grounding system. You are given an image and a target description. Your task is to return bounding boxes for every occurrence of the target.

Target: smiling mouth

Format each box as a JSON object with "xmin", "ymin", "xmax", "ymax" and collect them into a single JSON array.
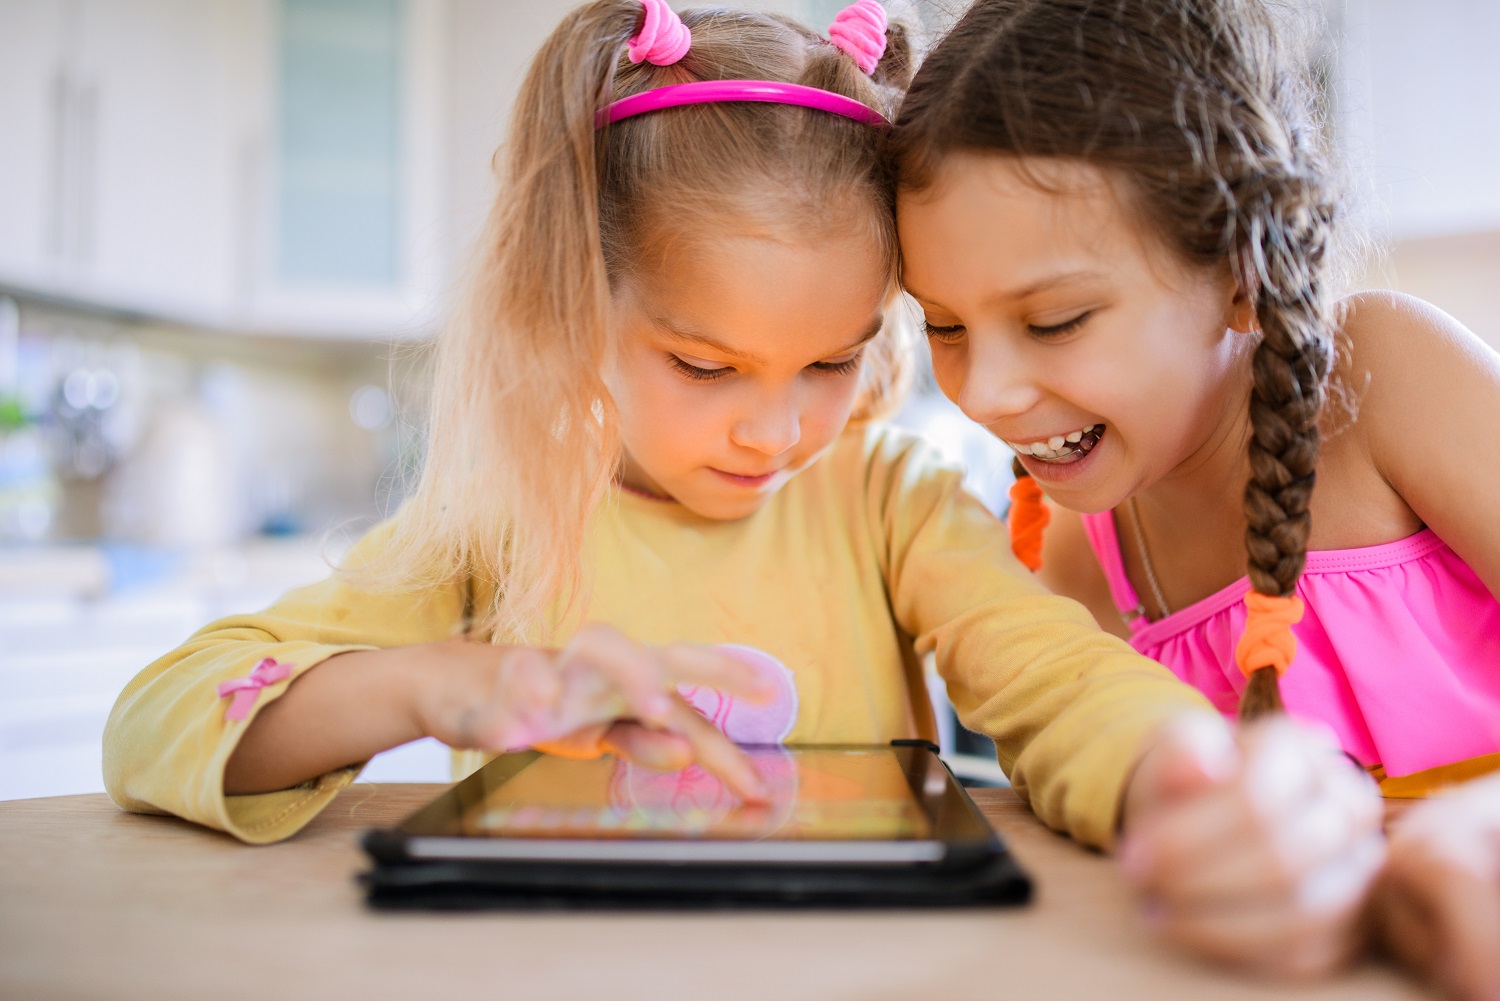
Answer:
[{"xmin": 1002, "ymin": 424, "xmax": 1106, "ymax": 462}]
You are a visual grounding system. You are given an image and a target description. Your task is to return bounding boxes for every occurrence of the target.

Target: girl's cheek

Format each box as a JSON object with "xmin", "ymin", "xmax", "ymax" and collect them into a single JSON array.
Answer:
[
  {"xmin": 803, "ymin": 380, "xmax": 859, "ymax": 437},
  {"xmin": 928, "ymin": 346, "xmax": 966, "ymax": 407}
]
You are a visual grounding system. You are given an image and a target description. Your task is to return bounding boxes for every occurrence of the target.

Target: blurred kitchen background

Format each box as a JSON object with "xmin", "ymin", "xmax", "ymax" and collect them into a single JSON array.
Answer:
[{"xmin": 1, "ymin": 0, "xmax": 1496, "ymax": 800}]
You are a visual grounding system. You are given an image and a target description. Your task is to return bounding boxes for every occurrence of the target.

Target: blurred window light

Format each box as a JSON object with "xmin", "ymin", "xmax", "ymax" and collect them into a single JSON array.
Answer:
[
  {"xmin": 349, "ymin": 384, "xmax": 392, "ymax": 431},
  {"xmin": 277, "ymin": 0, "xmax": 402, "ymax": 286}
]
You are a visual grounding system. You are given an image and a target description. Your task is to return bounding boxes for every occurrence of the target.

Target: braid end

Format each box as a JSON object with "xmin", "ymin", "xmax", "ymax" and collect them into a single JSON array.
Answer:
[{"xmin": 1238, "ymin": 665, "xmax": 1285, "ymax": 720}]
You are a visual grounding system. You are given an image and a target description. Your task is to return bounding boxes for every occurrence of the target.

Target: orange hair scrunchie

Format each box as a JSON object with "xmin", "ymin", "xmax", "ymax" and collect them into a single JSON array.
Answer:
[
  {"xmin": 1234, "ymin": 591, "xmax": 1305, "ymax": 677},
  {"xmin": 1007, "ymin": 475, "xmax": 1050, "ymax": 572}
]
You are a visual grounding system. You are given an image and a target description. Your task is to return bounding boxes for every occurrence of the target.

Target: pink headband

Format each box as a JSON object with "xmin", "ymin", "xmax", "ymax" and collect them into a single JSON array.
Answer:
[
  {"xmin": 598, "ymin": 80, "xmax": 889, "ymax": 129},
  {"xmin": 605, "ymin": 1, "xmax": 890, "ymax": 128}
]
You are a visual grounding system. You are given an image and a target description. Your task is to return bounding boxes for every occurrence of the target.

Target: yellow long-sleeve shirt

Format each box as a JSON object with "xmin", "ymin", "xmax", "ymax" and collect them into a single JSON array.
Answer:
[{"xmin": 103, "ymin": 424, "xmax": 1214, "ymax": 847}]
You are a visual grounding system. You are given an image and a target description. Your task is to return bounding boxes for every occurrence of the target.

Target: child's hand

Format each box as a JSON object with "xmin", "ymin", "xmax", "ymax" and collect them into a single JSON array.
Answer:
[
  {"xmin": 1118, "ymin": 713, "xmax": 1386, "ymax": 978},
  {"xmin": 411, "ymin": 624, "xmax": 776, "ymax": 801},
  {"xmin": 1375, "ymin": 771, "xmax": 1500, "ymax": 1001}
]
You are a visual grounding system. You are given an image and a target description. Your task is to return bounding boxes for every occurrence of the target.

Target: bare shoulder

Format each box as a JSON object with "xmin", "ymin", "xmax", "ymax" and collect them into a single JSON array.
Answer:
[
  {"xmin": 1333, "ymin": 290, "xmax": 1500, "ymax": 453},
  {"xmin": 1336, "ymin": 291, "xmax": 1497, "ymax": 393},
  {"xmin": 1037, "ymin": 502, "xmax": 1130, "ymax": 640},
  {"xmin": 1326, "ymin": 291, "xmax": 1500, "ymax": 593}
]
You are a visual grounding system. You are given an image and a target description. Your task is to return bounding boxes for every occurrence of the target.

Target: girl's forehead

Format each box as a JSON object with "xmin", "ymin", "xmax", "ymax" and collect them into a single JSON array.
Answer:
[
  {"xmin": 899, "ymin": 157, "xmax": 1118, "ymax": 271},
  {"xmin": 898, "ymin": 153, "xmax": 1203, "ymax": 304},
  {"xmin": 635, "ymin": 225, "xmax": 888, "ymax": 303},
  {"xmin": 905, "ymin": 152, "xmax": 1123, "ymax": 226},
  {"xmin": 617, "ymin": 230, "xmax": 888, "ymax": 358}
]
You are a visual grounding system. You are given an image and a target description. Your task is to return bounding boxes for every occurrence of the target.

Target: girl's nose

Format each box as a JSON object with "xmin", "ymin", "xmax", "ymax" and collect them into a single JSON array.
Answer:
[
  {"xmin": 953, "ymin": 333, "xmax": 1043, "ymax": 428},
  {"xmin": 730, "ymin": 394, "xmax": 801, "ymax": 456}
]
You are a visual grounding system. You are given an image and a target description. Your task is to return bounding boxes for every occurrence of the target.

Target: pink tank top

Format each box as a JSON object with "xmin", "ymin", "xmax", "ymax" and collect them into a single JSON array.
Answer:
[{"xmin": 1080, "ymin": 513, "xmax": 1500, "ymax": 780}]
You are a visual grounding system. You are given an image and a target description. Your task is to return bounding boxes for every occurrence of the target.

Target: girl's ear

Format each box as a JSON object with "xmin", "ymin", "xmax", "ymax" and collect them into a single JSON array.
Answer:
[{"xmin": 1229, "ymin": 285, "xmax": 1259, "ymax": 334}]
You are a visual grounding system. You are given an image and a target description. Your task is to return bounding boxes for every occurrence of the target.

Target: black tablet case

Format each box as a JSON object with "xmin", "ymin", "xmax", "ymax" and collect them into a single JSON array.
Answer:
[{"xmin": 359, "ymin": 743, "xmax": 1032, "ymax": 910}]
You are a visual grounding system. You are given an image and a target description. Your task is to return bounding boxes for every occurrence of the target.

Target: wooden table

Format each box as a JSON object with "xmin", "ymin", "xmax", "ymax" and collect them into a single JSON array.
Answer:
[{"xmin": 0, "ymin": 785, "xmax": 1430, "ymax": 1001}]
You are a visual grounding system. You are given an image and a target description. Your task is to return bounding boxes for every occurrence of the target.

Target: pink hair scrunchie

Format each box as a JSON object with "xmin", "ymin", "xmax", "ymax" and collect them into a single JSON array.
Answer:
[
  {"xmin": 828, "ymin": 0, "xmax": 888, "ymax": 75},
  {"xmin": 627, "ymin": 0, "xmax": 691, "ymax": 66}
]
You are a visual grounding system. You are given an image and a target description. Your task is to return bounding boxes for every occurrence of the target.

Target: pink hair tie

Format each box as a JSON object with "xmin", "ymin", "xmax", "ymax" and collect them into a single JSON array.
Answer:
[
  {"xmin": 828, "ymin": 0, "xmax": 888, "ymax": 75},
  {"xmin": 627, "ymin": 0, "xmax": 691, "ymax": 67},
  {"xmin": 217, "ymin": 657, "xmax": 292, "ymax": 721}
]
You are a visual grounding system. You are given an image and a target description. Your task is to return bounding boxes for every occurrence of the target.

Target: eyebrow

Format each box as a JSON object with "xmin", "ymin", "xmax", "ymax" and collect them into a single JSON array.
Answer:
[
  {"xmin": 656, "ymin": 316, "xmax": 885, "ymax": 364},
  {"xmin": 905, "ymin": 269, "xmax": 1108, "ymax": 307}
]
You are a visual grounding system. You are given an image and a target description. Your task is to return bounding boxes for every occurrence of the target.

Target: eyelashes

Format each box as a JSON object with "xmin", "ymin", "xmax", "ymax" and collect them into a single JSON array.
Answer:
[
  {"xmin": 810, "ymin": 355, "xmax": 863, "ymax": 376},
  {"xmin": 923, "ymin": 311, "xmax": 1094, "ymax": 343},
  {"xmin": 667, "ymin": 352, "xmax": 864, "ymax": 383},
  {"xmin": 668, "ymin": 356, "xmax": 733, "ymax": 382},
  {"xmin": 924, "ymin": 322, "xmax": 965, "ymax": 344},
  {"xmin": 1029, "ymin": 311, "xmax": 1091, "ymax": 337}
]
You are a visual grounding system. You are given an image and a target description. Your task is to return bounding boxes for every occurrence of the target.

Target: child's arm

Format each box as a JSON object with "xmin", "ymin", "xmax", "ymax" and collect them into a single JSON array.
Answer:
[
  {"xmin": 223, "ymin": 629, "xmax": 772, "ymax": 799},
  {"xmin": 105, "ymin": 519, "xmax": 768, "ymax": 843},
  {"xmin": 1342, "ymin": 291, "xmax": 1500, "ymax": 597},
  {"xmin": 874, "ymin": 431, "xmax": 1384, "ymax": 977},
  {"xmin": 1376, "ymin": 770, "xmax": 1500, "ymax": 1001},
  {"xmin": 869, "ymin": 430, "xmax": 1220, "ymax": 847},
  {"xmin": 103, "ymin": 520, "xmax": 459, "ymax": 842}
]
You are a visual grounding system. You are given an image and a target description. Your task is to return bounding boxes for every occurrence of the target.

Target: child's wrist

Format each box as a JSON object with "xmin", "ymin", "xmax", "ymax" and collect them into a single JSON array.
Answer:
[
  {"xmin": 326, "ymin": 645, "xmax": 430, "ymax": 747},
  {"xmin": 403, "ymin": 637, "xmax": 526, "ymax": 745}
]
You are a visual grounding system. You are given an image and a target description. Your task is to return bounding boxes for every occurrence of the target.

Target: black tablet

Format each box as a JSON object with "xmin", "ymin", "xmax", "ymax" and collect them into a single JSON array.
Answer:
[{"xmin": 361, "ymin": 741, "xmax": 1031, "ymax": 909}]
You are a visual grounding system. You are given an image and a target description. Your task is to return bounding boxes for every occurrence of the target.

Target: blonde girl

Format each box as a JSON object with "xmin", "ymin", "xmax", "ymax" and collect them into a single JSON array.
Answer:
[
  {"xmin": 106, "ymin": 6, "xmax": 1375, "ymax": 969},
  {"xmin": 891, "ymin": 0, "xmax": 1500, "ymax": 989}
]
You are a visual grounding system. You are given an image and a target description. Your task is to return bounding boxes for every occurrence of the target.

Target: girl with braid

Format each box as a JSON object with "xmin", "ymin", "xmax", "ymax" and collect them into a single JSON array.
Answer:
[{"xmin": 891, "ymin": 0, "xmax": 1500, "ymax": 992}]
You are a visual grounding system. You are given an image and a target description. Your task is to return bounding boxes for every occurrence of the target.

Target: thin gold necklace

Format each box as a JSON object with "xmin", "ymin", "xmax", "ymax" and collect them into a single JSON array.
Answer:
[{"xmin": 1126, "ymin": 495, "xmax": 1171, "ymax": 620}]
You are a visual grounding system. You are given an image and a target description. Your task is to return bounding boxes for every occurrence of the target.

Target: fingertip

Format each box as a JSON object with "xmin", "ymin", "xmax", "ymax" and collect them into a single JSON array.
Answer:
[
  {"xmin": 1174, "ymin": 713, "xmax": 1238, "ymax": 782},
  {"xmin": 1138, "ymin": 714, "xmax": 1238, "ymax": 806},
  {"xmin": 737, "ymin": 774, "xmax": 772, "ymax": 804},
  {"xmin": 1243, "ymin": 725, "xmax": 1317, "ymax": 805},
  {"xmin": 644, "ymin": 692, "xmax": 673, "ymax": 723},
  {"xmin": 746, "ymin": 676, "xmax": 779, "ymax": 705}
]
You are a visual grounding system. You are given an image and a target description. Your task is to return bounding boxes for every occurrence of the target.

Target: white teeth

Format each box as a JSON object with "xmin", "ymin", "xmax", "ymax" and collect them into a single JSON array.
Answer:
[{"xmin": 1006, "ymin": 423, "xmax": 1102, "ymax": 460}]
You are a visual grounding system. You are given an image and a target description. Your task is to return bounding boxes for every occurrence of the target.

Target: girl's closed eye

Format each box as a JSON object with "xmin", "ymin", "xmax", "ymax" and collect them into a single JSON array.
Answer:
[
  {"xmin": 924, "ymin": 321, "xmax": 966, "ymax": 344},
  {"xmin": 1029, "ymin": 311, "xmax": 1092, "ymax": 339},
  {"xmin": 669, "ymin": 354, "xmax": 734, "ymax": 382},
  {"xmin": 811, "ymin": 349, "xmax": 865, "ymax": 376}
]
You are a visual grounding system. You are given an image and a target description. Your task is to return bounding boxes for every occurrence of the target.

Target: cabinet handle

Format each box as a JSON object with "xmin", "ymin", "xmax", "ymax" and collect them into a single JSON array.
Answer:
[
  {"xmin": 73, "ymin": 80, "xmax": 98, "ymax": 267},
  {"xmin": 45, "ymin": 70, "xmax": 70, "ymax": 260}
]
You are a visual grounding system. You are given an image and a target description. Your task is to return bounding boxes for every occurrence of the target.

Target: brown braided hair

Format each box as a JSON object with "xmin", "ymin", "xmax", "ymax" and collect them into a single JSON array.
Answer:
[{"xmin": 888, "ymin": 0, "xmax": 1339, "ymax": 720}]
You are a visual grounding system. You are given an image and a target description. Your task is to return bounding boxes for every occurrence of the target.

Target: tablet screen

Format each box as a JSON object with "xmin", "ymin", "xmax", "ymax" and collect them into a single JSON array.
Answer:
[{"xmin": 452, "ymin": 747, "xmax": 932, "ymax": 842}]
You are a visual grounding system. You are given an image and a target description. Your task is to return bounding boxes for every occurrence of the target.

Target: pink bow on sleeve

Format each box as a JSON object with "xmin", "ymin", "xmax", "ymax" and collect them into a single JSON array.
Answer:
[{"xmin": 217, "ymin": 658, "xmax": 292, "ymax": 721}]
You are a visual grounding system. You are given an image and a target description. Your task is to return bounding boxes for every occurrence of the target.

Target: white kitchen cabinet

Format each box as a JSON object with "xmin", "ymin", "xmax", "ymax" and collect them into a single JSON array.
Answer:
[
  {"xmin": 237, "ymin": 0, "xmax": 448, "ymax": 337},
  {"xmin": 0, "ymin": 1, "xmax": 241, "ymax": 322},
  {"xmin": 0, "ymin": 0, "xmax": 447, "ymax": 338},
  {"xmin": 0, "ymin": 2, "xmax": 66, "ymax": 290}
]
